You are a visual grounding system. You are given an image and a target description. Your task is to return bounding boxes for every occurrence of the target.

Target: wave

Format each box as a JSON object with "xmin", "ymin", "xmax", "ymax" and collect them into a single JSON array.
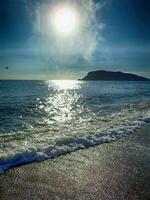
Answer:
[{"xmin": 0, "ymin": 114, "xmax": 150, "ymax": 174}]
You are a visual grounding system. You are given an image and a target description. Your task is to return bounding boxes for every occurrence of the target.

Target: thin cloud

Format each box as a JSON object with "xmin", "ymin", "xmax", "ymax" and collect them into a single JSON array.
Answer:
[{"xmin": 33, "ymin": 0, "xmax": 104, "ymax": 65}]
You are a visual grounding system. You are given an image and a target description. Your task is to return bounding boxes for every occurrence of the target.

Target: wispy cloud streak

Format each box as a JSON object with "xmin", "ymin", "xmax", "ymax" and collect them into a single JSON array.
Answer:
[{"xmin": 33, "ymin": 0, "xmax": 104, "ymax": 65}]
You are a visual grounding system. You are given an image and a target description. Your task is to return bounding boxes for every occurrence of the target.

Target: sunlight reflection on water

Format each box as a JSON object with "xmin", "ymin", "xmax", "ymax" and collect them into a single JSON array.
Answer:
[
  {"xmin": 43, "ymin": 80, "xmax": 82, "ymax": 123},
  {"xmin": 50, "ymin": 80, "xmax": 80, "ymax": 90}
]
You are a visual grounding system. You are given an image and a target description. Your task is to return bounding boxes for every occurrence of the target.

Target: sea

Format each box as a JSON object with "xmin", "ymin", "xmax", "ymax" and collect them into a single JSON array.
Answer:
[{"xmin": 0, "ymin": 80, "xmax": 150, "ymax": 174}]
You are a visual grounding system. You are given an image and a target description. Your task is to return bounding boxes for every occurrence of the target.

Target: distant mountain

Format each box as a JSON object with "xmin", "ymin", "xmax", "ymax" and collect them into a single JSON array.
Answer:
[{"xmin": 79, "ymin": 70, "xmax": 150, "ymax": 81}]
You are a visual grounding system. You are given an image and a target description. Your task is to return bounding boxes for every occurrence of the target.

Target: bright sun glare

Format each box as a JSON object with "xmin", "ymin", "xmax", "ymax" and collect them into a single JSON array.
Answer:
[{"xmin": 53, "ymin": 7, "xmax": 78, "ymax": 34}]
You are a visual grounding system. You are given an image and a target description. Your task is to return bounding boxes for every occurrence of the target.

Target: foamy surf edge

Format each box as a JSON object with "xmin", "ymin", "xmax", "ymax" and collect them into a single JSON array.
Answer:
[{"xmin": 0, "ymin": 116, "xmax": 150, "ymax": 174}]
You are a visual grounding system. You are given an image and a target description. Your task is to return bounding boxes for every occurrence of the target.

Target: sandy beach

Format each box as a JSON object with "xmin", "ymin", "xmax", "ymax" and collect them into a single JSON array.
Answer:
[{"xmin": 0, "ymin": 123, "xmax": 150, "ymax": 200}]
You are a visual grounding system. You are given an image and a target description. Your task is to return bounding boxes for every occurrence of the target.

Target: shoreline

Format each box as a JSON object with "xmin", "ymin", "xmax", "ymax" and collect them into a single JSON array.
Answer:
[{"xmin": 0, "ymin": 123, "xmax": 150, "ymax": 199}]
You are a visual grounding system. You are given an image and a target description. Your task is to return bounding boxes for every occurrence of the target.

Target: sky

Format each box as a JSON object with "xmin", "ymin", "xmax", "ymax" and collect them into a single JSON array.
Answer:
[{"xmin": 0, "ymin": 0, "xmax": 150, "ymax": 80}]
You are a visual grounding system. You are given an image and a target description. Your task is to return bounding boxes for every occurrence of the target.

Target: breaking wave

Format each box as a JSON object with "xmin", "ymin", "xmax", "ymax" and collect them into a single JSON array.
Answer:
[{"xmin": 0, "ymin": 109, "xmax": 150, "ymax": 174}]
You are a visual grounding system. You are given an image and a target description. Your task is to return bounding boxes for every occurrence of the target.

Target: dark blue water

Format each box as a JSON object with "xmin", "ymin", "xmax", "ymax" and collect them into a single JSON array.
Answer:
[{"xmin": 0, "ymin": 80, "xmax": 150, "ymax": 173}]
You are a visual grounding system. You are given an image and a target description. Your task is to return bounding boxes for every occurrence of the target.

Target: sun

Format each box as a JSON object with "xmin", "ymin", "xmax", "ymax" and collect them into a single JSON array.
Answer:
[{"xmin": 52, "ymin": 7, "xmax": 78, "ymax": 34}]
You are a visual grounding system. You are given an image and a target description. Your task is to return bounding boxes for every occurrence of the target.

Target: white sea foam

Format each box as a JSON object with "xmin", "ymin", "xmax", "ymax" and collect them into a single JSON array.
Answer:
[{"xmin": 0, "ymin": 110, "xmax": 150, "ymax": 174}]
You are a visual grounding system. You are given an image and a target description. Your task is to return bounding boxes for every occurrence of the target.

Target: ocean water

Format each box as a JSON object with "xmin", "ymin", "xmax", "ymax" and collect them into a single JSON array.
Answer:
[{"xmin": 0, "ymin": 80, "xmax": 150, "ymax": 173}]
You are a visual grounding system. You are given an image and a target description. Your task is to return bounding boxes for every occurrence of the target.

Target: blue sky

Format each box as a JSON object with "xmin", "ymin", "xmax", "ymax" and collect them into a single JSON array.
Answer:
[{"xmin": 0, "ymin": 0, "xmax": 150, "ymax": 79}]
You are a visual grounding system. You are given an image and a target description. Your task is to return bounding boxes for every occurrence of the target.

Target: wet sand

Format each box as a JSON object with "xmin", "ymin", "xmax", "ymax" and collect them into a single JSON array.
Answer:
[{"xmin": 0, "ymin": 124, "xmax": 150, "ymax": 200}]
